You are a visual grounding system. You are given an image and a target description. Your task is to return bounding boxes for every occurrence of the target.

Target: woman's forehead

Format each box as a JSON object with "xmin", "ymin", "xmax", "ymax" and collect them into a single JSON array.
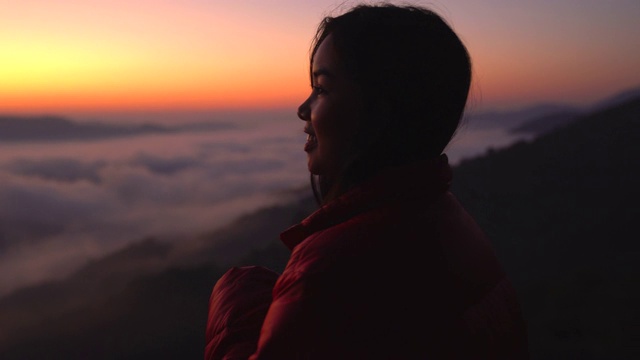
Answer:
[{"xmin": 312, "ymin": 35, "xmax": 347, "ymax": 79}]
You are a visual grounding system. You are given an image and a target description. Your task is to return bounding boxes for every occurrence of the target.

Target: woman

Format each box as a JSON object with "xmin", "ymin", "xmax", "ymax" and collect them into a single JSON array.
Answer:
[{"xmin": 205, "ymin": 4, "xmax": 529, "ymax": 359}]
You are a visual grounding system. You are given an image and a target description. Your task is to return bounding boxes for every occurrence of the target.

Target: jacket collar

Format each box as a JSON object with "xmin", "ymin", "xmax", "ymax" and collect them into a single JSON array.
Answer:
[{"xmin": 280, "ymin": 154, "xmax": 452, "ymax": 250}]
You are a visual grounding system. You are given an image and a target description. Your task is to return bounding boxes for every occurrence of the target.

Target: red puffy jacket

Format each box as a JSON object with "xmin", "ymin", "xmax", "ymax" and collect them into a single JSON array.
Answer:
[{"xmin": 205, "ymin": 155, "xmax": 529, "ymax": 359}]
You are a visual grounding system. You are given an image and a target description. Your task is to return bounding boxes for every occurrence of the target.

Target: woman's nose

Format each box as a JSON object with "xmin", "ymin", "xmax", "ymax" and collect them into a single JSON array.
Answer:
[{"xmin": 297, "ymin": 98, "xmax": 310, "ymax": 121}]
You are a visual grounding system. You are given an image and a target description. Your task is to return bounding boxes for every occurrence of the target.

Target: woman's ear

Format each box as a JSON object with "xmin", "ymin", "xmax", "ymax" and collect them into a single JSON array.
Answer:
[{"xmin": 358, "ymin": 98, "xmax": 392, "ymax": 150}]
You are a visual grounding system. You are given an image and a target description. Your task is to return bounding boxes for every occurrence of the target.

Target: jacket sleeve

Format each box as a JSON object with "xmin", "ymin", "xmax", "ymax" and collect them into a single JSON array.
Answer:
[
  {"xmin": 248, "ymin": 268, "xmax": 354, "ymax": 360},
  {"xmin": 204, "ymin": 266, "xmax": 279, "ymax": 360}
]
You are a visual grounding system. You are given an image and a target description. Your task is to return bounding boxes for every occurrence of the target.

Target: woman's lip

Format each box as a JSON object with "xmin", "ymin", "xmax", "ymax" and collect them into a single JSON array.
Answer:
[{"xmin": 304, "ymin": 135, "xmax": 317, "ymax": 152}]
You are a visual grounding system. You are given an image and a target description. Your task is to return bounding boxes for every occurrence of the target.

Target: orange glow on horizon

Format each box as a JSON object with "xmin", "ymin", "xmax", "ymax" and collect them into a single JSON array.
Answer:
[
  {"xmin": 0, "ymin": 87, "xmax": 307, "ymax": 113},
  {"xmin": 2, "ymin": 1, "xmax": 639, "ymax": 114},
  {"xmin": 0, "ymin": 1, "xmax": 314, "ymax": 114}
]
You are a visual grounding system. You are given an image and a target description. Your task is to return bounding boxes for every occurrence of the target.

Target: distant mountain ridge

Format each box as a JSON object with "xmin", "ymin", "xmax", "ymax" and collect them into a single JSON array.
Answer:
[
  {"xmin": 464, "ymin": 84, "xmax": 640, "ymax": 137},
  {"xmin": 463, "ymin": 103, "xmax": 582, "ymax": 131},
  {"xmin": 0, "ymin": 115, "xmax": 234, "ymax": 142},
  {"xmin": 3, "ymin": 85, "xmax": 637, "ymax": 143},
  {"xmin": 589, "ymin": 85, "xmax": 640, "ymax": 111},
  {"xmin": 509, "ymin": 109, "xmax": 582, "ymax": 134}
]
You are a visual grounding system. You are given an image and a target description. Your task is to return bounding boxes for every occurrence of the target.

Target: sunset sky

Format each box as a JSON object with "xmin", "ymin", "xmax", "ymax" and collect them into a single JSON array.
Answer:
[{"xmin": 1, "ymin": 0, "xmax": 639, "ymax": 116}]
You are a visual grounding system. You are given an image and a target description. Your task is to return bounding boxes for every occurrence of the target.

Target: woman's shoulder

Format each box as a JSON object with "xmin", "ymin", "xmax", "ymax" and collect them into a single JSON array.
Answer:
[{"xmin": 283, "ymin": 194, "xmax": 446, "ymax": 274}]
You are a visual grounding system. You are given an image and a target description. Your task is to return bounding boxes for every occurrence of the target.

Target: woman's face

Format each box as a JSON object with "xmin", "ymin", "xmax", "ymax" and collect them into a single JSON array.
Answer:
[{"xmin": 297, "ymin": 34, "xmax": 364, "ymax": 182}]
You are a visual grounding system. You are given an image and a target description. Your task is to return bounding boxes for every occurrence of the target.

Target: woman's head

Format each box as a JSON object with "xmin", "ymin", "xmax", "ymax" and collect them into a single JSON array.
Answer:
[
  {"xmin": 298, "ymin": 3, "xmax": 472, "ymax": 203},
  {"xmin": 298, "ymin": 33, "xmax": 365, "ymax": 186}
]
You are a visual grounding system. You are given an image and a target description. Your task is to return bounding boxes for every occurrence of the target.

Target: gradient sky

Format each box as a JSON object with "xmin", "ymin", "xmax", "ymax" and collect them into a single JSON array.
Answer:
[{"xmin": 1, "ymin": 0, "xmax": 639, "ymax": 115}]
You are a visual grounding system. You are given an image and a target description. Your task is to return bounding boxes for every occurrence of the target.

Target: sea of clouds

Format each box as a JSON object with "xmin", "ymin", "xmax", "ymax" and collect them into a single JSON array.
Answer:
[
  {"xmin": 0, "ymin": 109, "xmax": 526, "ymax": 297},
  {"xmin": 0, "ymin": 112, "xmax": 311, "ymax": 296}
]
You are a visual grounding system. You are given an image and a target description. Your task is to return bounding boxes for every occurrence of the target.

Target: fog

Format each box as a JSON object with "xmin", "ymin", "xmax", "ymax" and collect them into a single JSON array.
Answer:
[
  {"xmin": 0, "ymin": 114, "xmax": 309, "ymax": 296},
  {"xmin": 0, "ymin": 109, "xmax": 529, "ymax": 297}
]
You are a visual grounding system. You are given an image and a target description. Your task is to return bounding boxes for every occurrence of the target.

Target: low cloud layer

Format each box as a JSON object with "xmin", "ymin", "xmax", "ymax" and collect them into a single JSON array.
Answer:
[
  {"xmin": 0, "ymin": 108, "xmax": 534, "ymax": 296},
  {"xmin": 0, "ymin": 118, "xmax": 308, "ymax": 296}
]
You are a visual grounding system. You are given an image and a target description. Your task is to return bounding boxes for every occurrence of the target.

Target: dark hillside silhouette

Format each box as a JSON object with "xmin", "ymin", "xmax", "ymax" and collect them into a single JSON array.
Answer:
[
  {"xmin": 0, "ymin": 193, "xmax": 315, "ymax": 359},
  {"xmin": 452, "ymin": 97, "xmax": 639, "ymax": 359},
  {"xmin": 0, "ymin": 96, "xmax": 637, "ymax": 359}
]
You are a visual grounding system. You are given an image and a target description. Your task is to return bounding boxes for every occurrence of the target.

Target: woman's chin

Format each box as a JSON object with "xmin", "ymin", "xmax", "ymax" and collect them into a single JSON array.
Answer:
[
  {"xmin": 307, "ymin": 164, "xmax": 319, "ymax": 175},
  {"xmin": 307, "ymin": 162, "xmax": 324, "ymax": 177}
]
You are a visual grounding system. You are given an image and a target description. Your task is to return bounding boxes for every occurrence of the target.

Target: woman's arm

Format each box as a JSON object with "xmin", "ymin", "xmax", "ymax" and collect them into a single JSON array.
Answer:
[{"xmin": 205, "ymin": 266, "xmax": 279, "ymax": 360}]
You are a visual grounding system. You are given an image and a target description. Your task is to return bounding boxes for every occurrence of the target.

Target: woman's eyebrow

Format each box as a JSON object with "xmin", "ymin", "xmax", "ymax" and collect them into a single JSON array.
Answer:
[{"xmin": 312, "ymin": 68, "xmax": 333, "ymax": 79}]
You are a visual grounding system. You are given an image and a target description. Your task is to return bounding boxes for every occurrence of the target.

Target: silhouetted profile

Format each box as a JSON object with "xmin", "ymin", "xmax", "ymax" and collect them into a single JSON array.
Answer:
[{"xmin": 205, "ymin": 3, "xmax": 529, "ymax": 359}]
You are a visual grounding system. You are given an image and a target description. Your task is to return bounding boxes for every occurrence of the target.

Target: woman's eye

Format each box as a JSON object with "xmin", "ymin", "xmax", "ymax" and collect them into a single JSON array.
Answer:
[{"xmin": 312, "ymin": 86, "xmax": 326, "ymax": 95}]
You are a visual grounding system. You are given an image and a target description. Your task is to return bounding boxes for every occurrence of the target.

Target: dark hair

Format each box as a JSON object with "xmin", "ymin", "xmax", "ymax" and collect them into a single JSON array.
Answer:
[{"xmin": 309, "ymin": 3, "xmax": 472, "ymax": 204}]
